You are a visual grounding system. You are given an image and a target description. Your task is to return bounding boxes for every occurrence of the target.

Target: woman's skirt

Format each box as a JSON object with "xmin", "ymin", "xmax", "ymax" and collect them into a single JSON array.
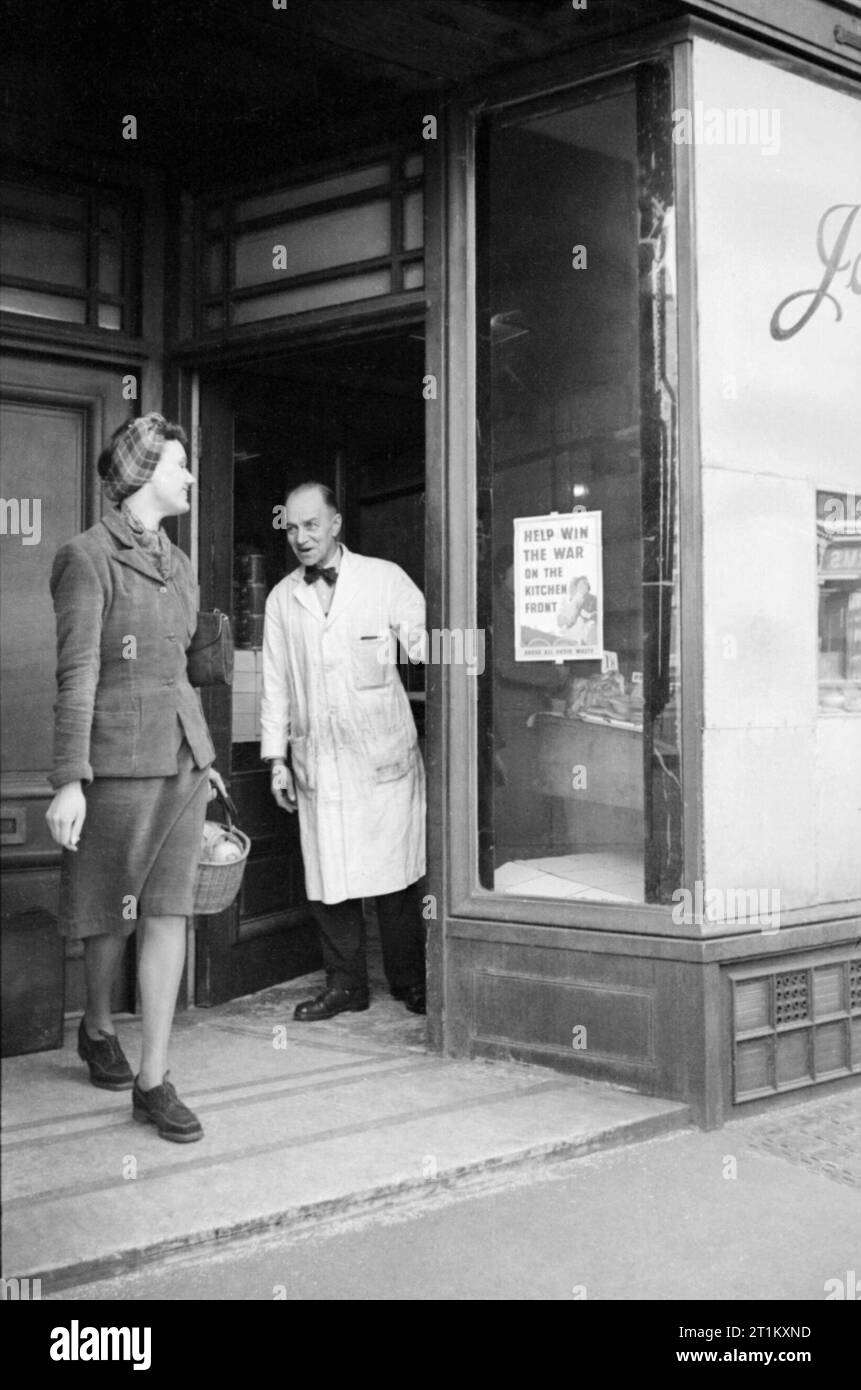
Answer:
[{"xmin": 58, "ymin": 740, "xmax": 210, "ymax": 939}]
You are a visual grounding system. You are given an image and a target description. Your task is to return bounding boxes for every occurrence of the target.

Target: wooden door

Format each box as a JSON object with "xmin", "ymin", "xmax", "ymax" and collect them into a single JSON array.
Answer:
[{"xmin": 0, "ymin": 356, "xmax": 133, "ymax": 1019}]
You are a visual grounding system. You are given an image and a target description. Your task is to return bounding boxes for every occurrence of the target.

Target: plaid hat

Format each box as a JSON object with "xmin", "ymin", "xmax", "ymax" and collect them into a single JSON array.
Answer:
[{"xmin": 102, "ymin": 413, "xmax": 167, "ymax": 501}]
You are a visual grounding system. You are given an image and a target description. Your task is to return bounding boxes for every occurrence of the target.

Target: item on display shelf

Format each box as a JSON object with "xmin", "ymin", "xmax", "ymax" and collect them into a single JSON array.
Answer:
[
  {"xmin": 234, "ymin": 612, "xmax": 265, "ymax": 649},
  {"xmin": 819, "ymin": 681, "xmax": 861, "ymax": 712},
  {"xmin": 564, "ymin": 670, "xmax": 645, "ymax": 728},
  {"xmin": 234, "ymin": 547, "xmax": 266, "ymax": 584},
  {"xmin": 233, "ymin": 581, "xmax": 267, "ymax": 613},
  {"xmin": 233, "ymin": 548, "xmax": 267, "ymax": 649}
]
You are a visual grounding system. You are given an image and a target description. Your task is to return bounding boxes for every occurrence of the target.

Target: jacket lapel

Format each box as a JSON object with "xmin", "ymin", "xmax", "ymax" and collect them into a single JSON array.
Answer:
[
  {"xmin": 101, "ymin": 508, "xmax": 173, "ymax": 585},
  {"xmin": 289, "ymin": 568, "xmax": 320, "ymax": 620}
]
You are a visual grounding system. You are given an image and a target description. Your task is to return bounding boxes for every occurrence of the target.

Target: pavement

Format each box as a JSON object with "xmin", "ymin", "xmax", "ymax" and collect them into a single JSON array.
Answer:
[
  {"xmin": 2, "ymin": 956, "xmax": 690, "ymax": 1293},
  {"xmin": 47, "ymin": 1090, "xmax": 861, "ymax": 1302}
]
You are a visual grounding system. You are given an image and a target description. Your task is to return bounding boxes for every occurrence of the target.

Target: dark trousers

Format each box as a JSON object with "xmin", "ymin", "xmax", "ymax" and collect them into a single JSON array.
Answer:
[{"xmin": 310, "ymin": 880, "xmax": 426, "ymax": 994}]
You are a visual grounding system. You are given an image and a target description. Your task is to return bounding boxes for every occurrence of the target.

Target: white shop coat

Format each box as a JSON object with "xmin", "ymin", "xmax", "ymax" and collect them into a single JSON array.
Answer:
[{"xmin": 260, "ymin": 545, "xmax": 426, "ymax": 904}]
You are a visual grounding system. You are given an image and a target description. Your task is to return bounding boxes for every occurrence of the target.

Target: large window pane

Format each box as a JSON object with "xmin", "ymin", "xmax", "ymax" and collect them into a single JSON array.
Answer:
[{"xmin": 476, "ymin": 78, "xmax": 681, "ymax": 905}]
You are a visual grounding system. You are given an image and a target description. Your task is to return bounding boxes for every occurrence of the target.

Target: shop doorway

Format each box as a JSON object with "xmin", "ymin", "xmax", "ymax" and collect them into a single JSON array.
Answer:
[{"xmin": 193, "ymin": 327, "xmax": 427, "ymax": 1006}]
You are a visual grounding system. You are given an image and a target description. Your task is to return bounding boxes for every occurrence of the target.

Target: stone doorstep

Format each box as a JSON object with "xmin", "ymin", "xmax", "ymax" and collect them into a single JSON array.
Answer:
[{"xmin": 10, "ymin": 1100, "xmax": 690, "ymax": 1293}]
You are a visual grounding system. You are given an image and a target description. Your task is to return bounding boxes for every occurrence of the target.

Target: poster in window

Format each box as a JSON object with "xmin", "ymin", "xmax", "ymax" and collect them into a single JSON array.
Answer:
[{"xmin": 513, "ymin": 511, "xmax": 603, "ymax": 662}]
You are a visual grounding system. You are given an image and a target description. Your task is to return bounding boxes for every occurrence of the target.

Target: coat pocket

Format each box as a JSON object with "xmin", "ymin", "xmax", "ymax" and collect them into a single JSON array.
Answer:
[
  {"xmin": 351, "ymin": 634, "xmax": 391, "ymax": 690},
  {"xmin": 367, "ymin": 723, "xmax": 415, "ymax": 784},
  {"xmin": 290, "ymin": 734, "xmax": 317, "ymax": 793}
]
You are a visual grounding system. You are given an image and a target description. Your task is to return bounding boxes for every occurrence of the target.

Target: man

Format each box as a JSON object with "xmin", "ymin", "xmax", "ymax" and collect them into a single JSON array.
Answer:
[{"xmin": 261, "ymin": 482, "xmax": 427, "ymax": 1019}]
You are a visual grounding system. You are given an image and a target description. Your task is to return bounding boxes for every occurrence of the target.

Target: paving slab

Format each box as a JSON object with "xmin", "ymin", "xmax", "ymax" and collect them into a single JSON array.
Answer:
[{"xmin": 2, "ymin": 975, "xmax": 689, "ymax": 1290}]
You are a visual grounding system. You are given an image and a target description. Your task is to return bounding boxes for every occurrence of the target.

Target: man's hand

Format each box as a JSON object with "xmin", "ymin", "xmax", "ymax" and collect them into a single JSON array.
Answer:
[
  {"xmin": 207, "ymin": 766, "xmax": 228, "ymax": 802},
  {"xmin": 270, "ymin": 760, "xmax": 297, "ymax": 813},
  {"xmin": 46, "ymin": 782, "xmax": 87, "ymax": 850}
]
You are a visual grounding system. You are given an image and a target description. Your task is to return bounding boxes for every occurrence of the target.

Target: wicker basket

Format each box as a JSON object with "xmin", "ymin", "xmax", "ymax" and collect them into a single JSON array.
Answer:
[{"xmin": 193, "ymin": 788, "xmax": 250, "ymax": 915}]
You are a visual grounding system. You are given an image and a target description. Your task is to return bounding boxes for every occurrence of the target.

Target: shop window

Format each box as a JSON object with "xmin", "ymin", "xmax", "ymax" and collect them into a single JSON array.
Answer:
[
  {"xmin": 0, "ymin": 177, "xmax": 138, "ymax": 334},
  {"xmin": 817, "ymin": 489, "xmax": 861, "ymax": 714},
  {"xmin": 199, "ymin": 149, "xmax": 423, "ymax": 333},
  {"xmin": 475, "ymin": 73, "xmax": 682, "ymax": 906}
]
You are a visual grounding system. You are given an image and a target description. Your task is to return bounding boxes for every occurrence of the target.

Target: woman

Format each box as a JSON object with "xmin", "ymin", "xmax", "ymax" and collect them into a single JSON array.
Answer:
[
  {"xmin": 45, "ymin": 412, "xmax": 225, "ymax": 1143},
  {"xmin": 556, "ymin": 575, "xmax": 598, "ymax": 646}
]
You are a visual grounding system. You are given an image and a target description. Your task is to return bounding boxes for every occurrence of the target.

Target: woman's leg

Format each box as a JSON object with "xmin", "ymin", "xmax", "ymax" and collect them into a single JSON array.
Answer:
[
  {"xmin": 83, "ymin": 932, "xmax": 128, "ymax": 1036},
  {"xmin": 137, "ymin": 915, "xmax": 186, "ymax": 1091}
]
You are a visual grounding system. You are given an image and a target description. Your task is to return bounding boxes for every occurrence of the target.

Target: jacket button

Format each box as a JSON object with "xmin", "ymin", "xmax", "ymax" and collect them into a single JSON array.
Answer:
[
  {"xmin": 164, "ymin": 677, "xmax": 176, "ymax": 686},
  {"xmin": 166, "ymin": 633, "xmax": 176, "ymax": 641},
  {"xmin": 159, "ymin": 586, "xmax": 167, "ymax": 595}
]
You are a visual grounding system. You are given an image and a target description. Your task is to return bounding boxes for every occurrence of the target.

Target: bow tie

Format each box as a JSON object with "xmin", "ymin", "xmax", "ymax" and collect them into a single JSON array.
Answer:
[{"xmin": 303, "ymin": 564, "xmax": 338, "ymax": 587}]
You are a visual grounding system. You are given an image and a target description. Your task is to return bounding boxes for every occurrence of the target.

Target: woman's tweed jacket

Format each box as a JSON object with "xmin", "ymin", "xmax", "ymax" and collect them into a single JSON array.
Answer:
[{"xmin": 49, "ymin": 508, "xmax": 215, "ymax": 789}]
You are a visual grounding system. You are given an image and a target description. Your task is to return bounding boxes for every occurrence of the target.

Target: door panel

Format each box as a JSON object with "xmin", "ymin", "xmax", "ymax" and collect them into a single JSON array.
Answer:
[{"xmin": 0, "ymin": 402, "xmax": 85, "ymax": 772}]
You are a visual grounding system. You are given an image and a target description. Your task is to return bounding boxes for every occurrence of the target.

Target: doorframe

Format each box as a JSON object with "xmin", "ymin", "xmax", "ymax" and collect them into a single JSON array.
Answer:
[{"xmin": 163, "ymin": 302, "xmax": 436, "ymax": 1011}]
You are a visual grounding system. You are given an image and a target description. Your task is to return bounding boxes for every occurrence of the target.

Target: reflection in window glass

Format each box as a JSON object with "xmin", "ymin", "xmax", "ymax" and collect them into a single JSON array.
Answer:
[
  {"xmin": 231, "ymin": 269, "xmax": 391, "ymax": 324},
  {"xmin": 403, "ymin": 261, "xmax": 424, "ymax": 289},
  {"xmin": 402, "ymin": 190, "xmax": 423, "ymax": 251},
  {"xmin": 817, "ymin": 490, "xmax": 861, "ymax": 713},
  {"xmin": 97, "ymin": 303, "xmax": 122, "ymax": 330},
  {"xmin": 476, "ymin": 79, "xmax": 682, "ymax": 905},
  {"xmin": 235, "ymin": 164, "xmax": 390, "ymax": 222},
  {"xmin": 0, "ymin": 287, "xmax": 87, "ymax": 322},
  {"xmin": 234, "ymin": 200, "xmax": 390, "ymax": 287}
]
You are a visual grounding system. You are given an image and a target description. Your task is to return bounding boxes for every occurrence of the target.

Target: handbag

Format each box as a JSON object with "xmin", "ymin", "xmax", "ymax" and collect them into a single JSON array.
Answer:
[{"xmin": 186, "ymin": 609, "xmax": 234, "ymax": 687}]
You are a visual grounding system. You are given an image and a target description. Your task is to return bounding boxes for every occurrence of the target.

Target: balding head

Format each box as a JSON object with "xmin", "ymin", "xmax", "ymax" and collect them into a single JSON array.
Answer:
[
  {"xmin": 285, "ymin": 482, "xmax": 339, "ymax": 515},
  {"xmin": 284, "ymin": 482, "xmax": 342, "ymax": 569}
]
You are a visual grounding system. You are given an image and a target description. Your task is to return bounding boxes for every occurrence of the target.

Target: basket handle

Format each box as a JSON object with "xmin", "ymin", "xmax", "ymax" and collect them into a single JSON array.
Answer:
[{"xmin": 209, "ymin": 785, "xmax": 239, "ymax": 829}]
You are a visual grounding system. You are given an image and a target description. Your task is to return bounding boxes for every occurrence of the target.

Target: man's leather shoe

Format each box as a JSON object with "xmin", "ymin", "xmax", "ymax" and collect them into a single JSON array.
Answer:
[
  {"xmin": 133, "ymin": 1073, "xmax": 203, "ymax": 1143},
  {"xmin": 77, "ymin": 1017, "xmax": 134, "ymax": 1090},
  {"xmin": 294, "ymin": 986, "xmax": 369, "ymax": 1021},
  {"xmin": 392, "ymin": 984, "xmax": 426, "ymax": 1015}
]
